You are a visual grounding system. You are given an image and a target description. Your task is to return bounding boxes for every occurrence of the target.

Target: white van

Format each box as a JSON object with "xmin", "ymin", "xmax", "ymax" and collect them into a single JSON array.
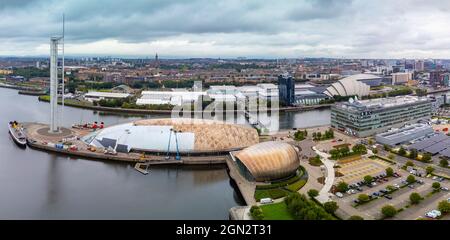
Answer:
[{"xmin": 260, "ymin": 198, "xmax": 273, "ymax": 204}]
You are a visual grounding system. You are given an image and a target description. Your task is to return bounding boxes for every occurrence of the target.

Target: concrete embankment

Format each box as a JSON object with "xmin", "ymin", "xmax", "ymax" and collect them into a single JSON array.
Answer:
[{"xmin": 27, "ymin": 140, "xmax": 228, "ymax": 165}]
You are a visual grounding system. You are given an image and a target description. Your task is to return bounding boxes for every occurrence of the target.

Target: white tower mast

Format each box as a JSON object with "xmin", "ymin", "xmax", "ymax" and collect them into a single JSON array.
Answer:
[
  {"xmin": 61, "ymin": 14, "xmax": 65, "ymax": 128},
  {"xmin": 49, "ymin": 37, "xmax": 60, "ymax": 133}
]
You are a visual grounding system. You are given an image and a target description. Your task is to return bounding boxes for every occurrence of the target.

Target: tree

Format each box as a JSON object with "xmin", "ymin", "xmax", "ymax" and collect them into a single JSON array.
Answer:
[
  {"xmin": 336, "ymin": 181, "xmax": 349, "ymax": 192},
  {"xmin": 381, "ymin": 205, "xmax": 397, "ymax": 218},
  {"xmin": 323, "ymin": 201, "xmax": 338, "ymax": 214},
  {"xmin": 358, "ymin": 194, "xmax": 370, "ymax": 202},
  {"xmin": 422, "ymin": 153, "xmax": 432, "ymax": 162},
  {"xmin": 409, "ymin": 149, "xmax": 418, "ymax": 159},
  {"xmin": 352, "ymin": 144, "xmax": 367, "ymax": 154},
  {"xmin": 385, "ymin": 167, "xmax": 394, "ymax": 177},
  {"xmin": 368, "ymin": 139, "xmax": 374, "ymax": 145},
  {"xmin": 307, "ymin": 189, "xmax": 319, "ymax": 198},
  {"xmin": 364, "ymin": 175, "xmax": 373, "ymax": 184},
  {"xmin": 432, "ymin": 182, "xmax": 441, "ymax": 191},
  {"xmin": 405, "ymin": 161, "xmax": 414, "ymax": 167},
  {"xmin": 386, "ymin": 185, "xmax": 396, "ymax": 192},
  {"xmin": 398, "ymin": 147, "xmax": 407, "ymax": 156},
  {"xmin": 409, "ymin": 192, "xmax": 422, "ymax": 204},
  {"xmin": 406, "ymin": 175, "xmax": 416, "ymax": 184},
  {"xmin": 372, "ymin": 149, "xmax": 378, "ymax": 154},
  {"xmin": 348, "ymin": 215, "xmax": 364, "ymax": 220},
  {"xmin": 426, "ymin": 166, "xmax": 435, "ymax": 174},
  {"xmin": 388, "ymin": 154, "xmax": 395, "ymax": 160},
  {"xmin": 384, "ymin": 144, "xmax": 391, "ymax": 151},
  {"xmin": 250, "ymin": 205, "xmax": 264, "ymax": 220},
  {"xmin": 437, "ymin": 200, "xmax": 450, "ymax": 214},
  {"xmin": 440, "ymin": 159, "xmax": 449, "ymax": 168}
]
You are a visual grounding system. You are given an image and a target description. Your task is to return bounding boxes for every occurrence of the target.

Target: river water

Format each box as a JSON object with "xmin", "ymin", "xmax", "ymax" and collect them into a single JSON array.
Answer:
[{"xmin": 0, "ymin": 87, "xmax": 330, "ymax": 219}]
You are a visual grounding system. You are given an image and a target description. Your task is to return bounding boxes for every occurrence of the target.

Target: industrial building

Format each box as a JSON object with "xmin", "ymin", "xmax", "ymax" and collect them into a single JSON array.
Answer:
[
  {"xmin": 137, "ymin": 90, "xmax": 206, "ymax": 106},
  {"xmin": 84, "ymin": 91, "xmax": 131, "ymax": 102},
  {"xmin": 375, "ymin": 123, "xmax": 434, "ymax": 146},
  {"xmin": 231, "ymin": 141, "xmax": 300, "ymax": 182},
  {"xmin": 82, "ymin": 118, "xmax": 259, "ymax": 154},
  {"xmin": 407, "ymin": 133, "xmax": 450, "ymax": 156},
  {"xmin": 331, "ymin": 96, "xmax": 432, "ymax": 137},
  {"xmin": 294, "ymin": 84, "xmax": 330, "ymax": 105}
]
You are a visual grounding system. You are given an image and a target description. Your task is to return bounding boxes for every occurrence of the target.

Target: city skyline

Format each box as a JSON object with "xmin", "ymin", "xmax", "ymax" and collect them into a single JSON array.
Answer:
[{"xmin": 2, "ymin": 0, "xmax": 450, "ymax": 59}]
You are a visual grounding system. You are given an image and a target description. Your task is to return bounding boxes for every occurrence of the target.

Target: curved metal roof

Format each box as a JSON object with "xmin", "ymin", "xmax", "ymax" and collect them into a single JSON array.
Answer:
[
  {"xmin": 235, "ymin": 141, "xmax": 300, "ymax": 181},
  {"xmin": 324, "ymin": 78, "xmax": 370, "ymax": 97}
]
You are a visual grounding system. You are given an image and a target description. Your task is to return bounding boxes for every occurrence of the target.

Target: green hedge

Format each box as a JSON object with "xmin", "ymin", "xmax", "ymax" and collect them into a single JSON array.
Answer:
[
  {"xmin": 286, "ymin": 179, "xmax": 307, "ymax": 192},
  {"xmin": 255, "ymin": 189, "xmax": 290, "ymax": 201}
]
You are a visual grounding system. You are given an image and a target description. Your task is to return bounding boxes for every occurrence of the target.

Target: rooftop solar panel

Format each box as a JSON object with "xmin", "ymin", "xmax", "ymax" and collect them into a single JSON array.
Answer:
[
  {"xmin": 423, "ymin": 143, "xmax": 449, "ymax": 154},
  {"xmin": 439, "ymin": 148, "xmax": 450, "ymax": 158},
  {"xmin": 408, "ymin": 139, "xmax": 437, "ymax": 150}
]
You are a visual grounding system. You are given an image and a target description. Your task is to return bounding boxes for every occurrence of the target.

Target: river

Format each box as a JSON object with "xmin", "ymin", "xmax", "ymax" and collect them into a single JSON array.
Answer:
[{"xmin": 0, "ymin": 87, "xmax": 330, "ymax": 219}]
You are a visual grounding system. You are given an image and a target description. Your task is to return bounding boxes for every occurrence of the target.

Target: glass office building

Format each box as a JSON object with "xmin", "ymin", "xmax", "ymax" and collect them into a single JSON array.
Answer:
[{"xmin": 331, "ymin": 96, "xmax": 432, "ymax": 137}]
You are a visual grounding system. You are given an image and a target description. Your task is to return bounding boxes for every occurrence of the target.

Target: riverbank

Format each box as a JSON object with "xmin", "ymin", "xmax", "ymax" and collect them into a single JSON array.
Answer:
[{"xmin": 37, "ymin": 95, "xmax": 332, "ymax": 114}]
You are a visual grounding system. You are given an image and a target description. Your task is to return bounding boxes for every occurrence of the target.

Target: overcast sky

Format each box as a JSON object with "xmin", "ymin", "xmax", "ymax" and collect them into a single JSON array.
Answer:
[{"xmin": 1, "ymin": 0, "xmax": 450, "ymax": 58}]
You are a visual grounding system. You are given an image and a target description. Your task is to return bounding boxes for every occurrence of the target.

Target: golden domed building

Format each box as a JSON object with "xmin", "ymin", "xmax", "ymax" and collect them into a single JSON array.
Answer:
[{"xmin": 232, "ymin": 141, "xmax": 300, "ymax": 182}]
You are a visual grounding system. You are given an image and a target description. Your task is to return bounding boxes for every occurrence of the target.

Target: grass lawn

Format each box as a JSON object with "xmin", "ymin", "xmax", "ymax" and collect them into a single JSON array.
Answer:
[{"xmin": 260, "ymin": 202, "xmax": 294, "ymax": 220}]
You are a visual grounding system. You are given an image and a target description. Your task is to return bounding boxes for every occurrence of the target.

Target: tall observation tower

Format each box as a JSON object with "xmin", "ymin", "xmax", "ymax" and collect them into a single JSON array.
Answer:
[{"xmin": 49, "ymin": 15, "xmax": 65, "ymax": 133}]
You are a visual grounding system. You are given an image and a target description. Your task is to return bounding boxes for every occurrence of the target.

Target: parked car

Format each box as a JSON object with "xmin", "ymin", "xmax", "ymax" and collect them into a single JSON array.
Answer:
[
  {"xmin": 417, "ymin": 180, "xmax": 425, "ymax": 184},
  {"xmin": 356, "ymin": 187, "xmax": 363, "ymax": 192},
  {"xmin": 260, "ymin": 198, "xmax": 273, "ymax": 204},
  {"xmin": 432, "ymin": 176, "xmax": 438, "ymax": 180},
  {"xmin": 441, "ymin": 187, "xmax": 449, "ymax": 191},
  {"xmin": 371, "ymin": 182, "xmax": 377, "ymax": 186},
  {"xmin": 438, "ymin": 177, "xmax": 445, "ymax": 182},
  {"xmin": 384, "ymin": 195, "xmax": 393, "ymax": 200},
  {"xmin": 373, "ymin": 192, "xmax": 380, "ymax": 196},
  {"xmin": 380, "ymin": 189, "xmax": 389, "ymax": 194},
  {"xmin": 425, "ymin": 210, "xmax": 441, "ymax": 219},
  {"xmin": 336, "ymin": 192, "xmax": 344, "ymax": 198},
  {"xmin": 408, "ymin": 184, "xmax": 415, "ymax": 189},
  {"xmin": 353, "ymin": 199, "xmax": 360, "ymax": 204},
  {"xmin": 393, "ymin": 184, "xmax": 400, "ymax": 189}
]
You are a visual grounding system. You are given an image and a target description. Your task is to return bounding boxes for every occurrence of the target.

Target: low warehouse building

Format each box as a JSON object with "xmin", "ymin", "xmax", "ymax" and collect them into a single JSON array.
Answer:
[
  {"xmin": 375, "ymin": 123, "xmax": 434, "ymax": 146},
  {"xmin": 231, "ymin": 141, "xmax": 300, "ymax": 182}
]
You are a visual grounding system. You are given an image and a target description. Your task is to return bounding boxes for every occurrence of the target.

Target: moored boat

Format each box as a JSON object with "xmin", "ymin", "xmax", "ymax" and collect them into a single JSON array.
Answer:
[{"xmin": 8, "ymin": 121, "xmax": 27, "ymax": 148}]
